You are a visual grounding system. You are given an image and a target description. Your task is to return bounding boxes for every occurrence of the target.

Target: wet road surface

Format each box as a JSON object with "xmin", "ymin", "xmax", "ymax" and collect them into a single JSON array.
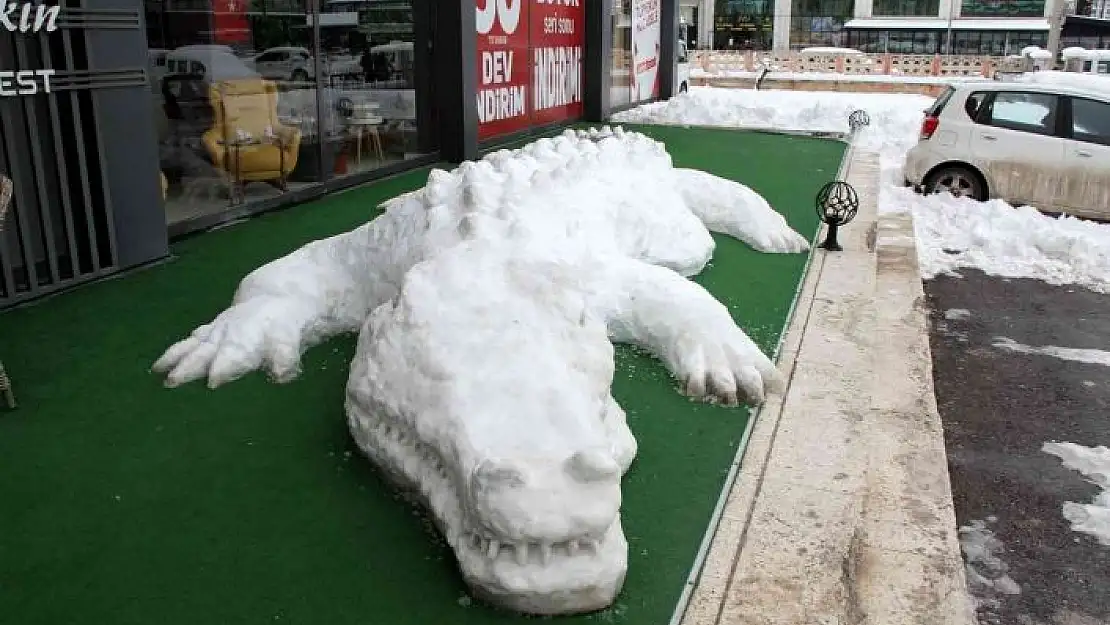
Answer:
[{"xmin": 925, "ymin": 269, "xmax": 1110, "ymax": 625}]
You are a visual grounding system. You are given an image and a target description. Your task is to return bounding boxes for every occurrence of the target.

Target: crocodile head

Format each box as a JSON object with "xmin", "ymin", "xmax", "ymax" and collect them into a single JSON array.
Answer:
[{"xmin": 345, "ymin": 245, "xmax": 637, "ymax": 615}]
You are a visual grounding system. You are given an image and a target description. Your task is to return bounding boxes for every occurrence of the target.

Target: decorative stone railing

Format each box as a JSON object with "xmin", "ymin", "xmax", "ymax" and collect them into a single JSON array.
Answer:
[{"xmin": 691, "ymin": 50, "xmax": 999, "ymax": 78}]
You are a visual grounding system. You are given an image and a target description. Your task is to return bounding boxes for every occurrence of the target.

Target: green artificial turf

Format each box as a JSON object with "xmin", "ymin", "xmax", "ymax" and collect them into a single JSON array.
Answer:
[{"xmin": 0, "ymin": 126, "xmax": 844, "ymax": 625}]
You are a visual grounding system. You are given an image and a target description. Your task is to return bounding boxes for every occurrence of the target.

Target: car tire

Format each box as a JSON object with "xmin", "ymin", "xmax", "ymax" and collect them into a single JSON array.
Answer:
[
  {"xmin": 679, "ymin": 82, "xmax": 688, "ymax": 94},
  {"xmin": 291, "ymin": 69, "xmax": 309, "ymax": 83},
  {"xmin": 924, "ymin": 165, "xmax": 986, "ymax": 202}
]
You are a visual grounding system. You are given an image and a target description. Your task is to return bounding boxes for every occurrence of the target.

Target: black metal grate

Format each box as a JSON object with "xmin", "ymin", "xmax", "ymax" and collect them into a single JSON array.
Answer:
[{"xmin": 0, "ymin": 0, "xmax": 143, "ymax": 305}]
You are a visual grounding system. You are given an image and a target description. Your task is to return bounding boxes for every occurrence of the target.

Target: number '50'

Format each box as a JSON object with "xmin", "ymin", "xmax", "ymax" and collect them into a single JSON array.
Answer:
[{"xmin": 476, "ymin": 0, "xmax": 521, "ymax": 35}]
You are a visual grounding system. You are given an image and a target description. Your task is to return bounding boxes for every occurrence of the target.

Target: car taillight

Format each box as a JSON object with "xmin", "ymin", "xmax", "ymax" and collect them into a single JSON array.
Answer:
[{"xmin": 920, "ymin": 115, "xmax": 940, "ymax": 140}]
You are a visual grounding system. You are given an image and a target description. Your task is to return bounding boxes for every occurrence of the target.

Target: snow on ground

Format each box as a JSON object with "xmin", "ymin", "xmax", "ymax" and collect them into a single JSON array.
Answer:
[
  {"xmin": 993, "ymin": 337, "xmax": 1110, "ymax": 367},
  {"xmin": 959, "ymin": 517, "xmax": 1022, "ymax": 622},
  {"xmin": 1042, "ymin": 442, "xmax": 1110, "ymax": 546},
  {"xmin": 612, "ymin": 86, "xmax": 931, "ymax": 187},
  {"xmin": 615, "ymin": 86, "xmax": 1110, "ymax": 292},
  {"xmin": 905, "ymin": 192, "xmax": 1110, "ymax": 293},
  {"xmin": 945, "ymin": 308, "xmax": 971, "ymax": 321}
]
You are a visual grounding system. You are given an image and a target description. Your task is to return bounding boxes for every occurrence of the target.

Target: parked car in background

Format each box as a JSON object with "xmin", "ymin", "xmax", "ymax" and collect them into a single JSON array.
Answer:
[
  {"xmin": 903, "ymin": 81, "xmax": 1110, "ymax": 221},
  {"xmin": 247, "ymin": 46, "xmax": 361, "ymax": 83}
]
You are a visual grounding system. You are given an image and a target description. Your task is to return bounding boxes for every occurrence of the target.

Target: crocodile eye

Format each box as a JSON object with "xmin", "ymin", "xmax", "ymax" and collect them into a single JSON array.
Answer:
[{"xmin": 472, "ymin": 459, "xmax": 527, "ymax": 490}]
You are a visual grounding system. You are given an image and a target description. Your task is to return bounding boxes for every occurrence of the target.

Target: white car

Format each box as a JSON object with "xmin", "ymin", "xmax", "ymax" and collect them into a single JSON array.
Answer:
[
  {"xmin": 903, "ymin": 81, "xmax": 1110, "ymax": 221},
  {"xmin": 249, "ymin": 46, "xmax": 315, "ymax": 82},
  {"xmin": 249, "ymin": 46, "xmax": 362, "ymax": 83}
]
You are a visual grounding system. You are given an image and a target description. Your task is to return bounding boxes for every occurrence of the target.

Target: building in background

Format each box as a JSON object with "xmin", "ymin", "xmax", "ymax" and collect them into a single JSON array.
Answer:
[
  {"xmin": 1078, "ymin": 0, "xmax": 1110, "ymax": 17},
  {"xmin": 700, "ymin": 0, "xmax": 1064, "ymax": 53},
  {"xmin": 680, "ymin": 0, "xmax": 715, "ymax": 48},
  {"xmin": 1061, "ymin": 0, "xmax": 1110, "ymax": 48}
]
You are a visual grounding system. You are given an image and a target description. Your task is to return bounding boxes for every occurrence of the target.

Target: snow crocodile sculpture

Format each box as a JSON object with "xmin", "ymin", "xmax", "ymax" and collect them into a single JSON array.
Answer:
[{"xmin": 152, "ymin": 127, "xmax": 811, "ymax": 616}]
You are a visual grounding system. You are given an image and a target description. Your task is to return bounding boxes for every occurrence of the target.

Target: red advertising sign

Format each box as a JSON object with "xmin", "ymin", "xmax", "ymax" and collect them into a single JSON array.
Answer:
[
  {"xmin": 476, "ymin": 0, "xmax": 531, "ymax": 140},
  {"xmin": 476, "ymin": 0, "xmax": 584, "ymax": 141},
  {"xmin": 530, "ymin": 0, "xmax": 584, "ymax": 127},
  {"xmin": 211, "ymin": 0, "xmax": 251, "ymax": 44}
]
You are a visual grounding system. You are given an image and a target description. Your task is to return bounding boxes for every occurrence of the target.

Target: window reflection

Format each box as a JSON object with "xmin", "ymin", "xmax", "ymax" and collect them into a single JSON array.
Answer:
[{"xmin": 145, "ymin": 0, "xmax": 426, "ymax": 228}]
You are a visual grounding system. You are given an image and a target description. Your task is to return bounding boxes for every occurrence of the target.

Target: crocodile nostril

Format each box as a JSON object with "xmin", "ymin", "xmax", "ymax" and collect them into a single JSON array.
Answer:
[{"xmin": 565, "ymin": 449, "xmax": 621, "ymax": 483}]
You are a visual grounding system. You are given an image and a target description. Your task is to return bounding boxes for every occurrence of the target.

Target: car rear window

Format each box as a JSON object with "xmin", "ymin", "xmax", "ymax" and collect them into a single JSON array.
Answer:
[{"xmin": 926, "ymin": 86, "xmax": 957, "ymax": 116}]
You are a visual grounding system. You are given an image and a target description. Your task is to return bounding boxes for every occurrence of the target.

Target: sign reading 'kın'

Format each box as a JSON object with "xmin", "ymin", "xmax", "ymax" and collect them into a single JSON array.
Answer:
[{"xmin": 1, "ymin": 2, "xmax": 61, "ymax": 97}]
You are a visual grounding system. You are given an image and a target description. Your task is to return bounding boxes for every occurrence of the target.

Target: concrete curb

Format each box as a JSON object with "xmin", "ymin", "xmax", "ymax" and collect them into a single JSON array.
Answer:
[
  {"xmin": 668, "ymin": 134, "xmax": 857, "ymax": 625},
  {"xmin": 676, "ymin": 148, "xmax": 976, "ymax": 625}
]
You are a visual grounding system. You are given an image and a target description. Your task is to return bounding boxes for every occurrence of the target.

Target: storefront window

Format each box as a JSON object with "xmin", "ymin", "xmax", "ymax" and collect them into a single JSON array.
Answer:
[
  {"xmin": 146, "ymin": 0, "xmax": 321, "ymax": 226},
  {"xmin": 872, "ymin": 0, "xmax": 941, "ymax": 17},
  {"xmin": 145, "ymin": 0, "xmax": 428, "ymax": 228},
  {"xmin": 960, "ymin": 0, "xmax": 1046, "ymax": 17},
  {"xmin": 319, "ymin": 1, "xmax": 423, "ymax": 180},
  {"xmin": 714, "ymin": 0, "xmax": 773, "ymax": 50},
  {"xmin": 612, "ymin": 0, "xmax": 634, "ymax": 108},
  {"xmin": 789, "ymin": 0, "xmax": 852, "ymax": 49}
]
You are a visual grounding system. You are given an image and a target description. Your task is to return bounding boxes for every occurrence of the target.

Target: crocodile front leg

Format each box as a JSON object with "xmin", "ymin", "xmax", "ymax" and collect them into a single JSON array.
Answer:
[
  {"xmin": 674, "ymin": 168, "xmax": 811, "ymax": 254},
  {"xmin": 587, "ymin": 257, "xmax": 784, "ymax": 406},
  {"xmin": 153, "ymin": 199, "xmax": 428, "ymax": 389}
]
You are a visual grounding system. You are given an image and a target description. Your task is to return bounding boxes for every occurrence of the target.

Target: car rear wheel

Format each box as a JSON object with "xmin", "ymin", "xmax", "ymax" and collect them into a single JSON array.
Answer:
[
  {"xmin": 679, "ymin": 82, "xmax": 688, "ymax": 94},
  {"xmin": 924, "ymin": 166, "xmax": 986, "ymax": 202}
]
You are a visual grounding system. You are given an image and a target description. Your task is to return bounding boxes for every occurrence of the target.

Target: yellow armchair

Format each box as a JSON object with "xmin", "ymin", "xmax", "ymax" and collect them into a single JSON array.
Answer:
[{"xmin": 202, "ymin": 78, "xmax": 301, "ymax": 203}]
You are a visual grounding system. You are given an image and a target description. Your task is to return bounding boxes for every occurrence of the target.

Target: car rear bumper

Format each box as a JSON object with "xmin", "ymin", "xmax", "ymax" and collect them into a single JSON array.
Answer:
[{"xmin": 902, "ymin": 143, "xmax": 930, "ymax": 187}]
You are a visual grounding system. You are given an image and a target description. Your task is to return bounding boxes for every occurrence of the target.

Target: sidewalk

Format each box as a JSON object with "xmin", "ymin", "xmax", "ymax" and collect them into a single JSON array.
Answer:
[{"xmin": 678, "ymin": 148, "xmax": 978, "ymax": 625}]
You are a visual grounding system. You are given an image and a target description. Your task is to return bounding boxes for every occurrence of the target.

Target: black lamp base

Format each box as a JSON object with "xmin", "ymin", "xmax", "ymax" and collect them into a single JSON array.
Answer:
[{"xmin": 819, "ymin": 223, "xmax": 843, "ymax": 252}]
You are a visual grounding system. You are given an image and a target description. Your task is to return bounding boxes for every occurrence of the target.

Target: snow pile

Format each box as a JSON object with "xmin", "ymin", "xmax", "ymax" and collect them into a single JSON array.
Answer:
[
  {"xmin": 1020, "ymin": 46, "xmax": 1053, "ymax": 60},
  {"xmin": 612, "ymin": 87, "xmax": 931, "ymax": 189},
  {"xmin": 1042, "ymin": 442, "xmax": 1110, "ymax": 546},
  {"xmin": 959, "ymin": 517, "xmax": 1021, "ymax": 622},
  {"xmin": 901, "ymin": 188, "xmax": 1110, "ymax": 292},
  {"xmin": 613, "ymin": 87, "xmax": 929, "ymax": 151}
]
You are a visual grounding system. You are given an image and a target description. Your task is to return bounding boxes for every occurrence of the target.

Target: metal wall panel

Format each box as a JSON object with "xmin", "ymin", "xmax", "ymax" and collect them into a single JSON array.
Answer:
[{"xmin": 0, "ymin": 0, "xmax": 167, "ymax": 309}]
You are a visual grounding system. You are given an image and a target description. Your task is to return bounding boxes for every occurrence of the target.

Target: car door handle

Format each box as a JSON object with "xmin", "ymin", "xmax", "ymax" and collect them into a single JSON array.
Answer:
[
  {"xmin": 1076, "ymin": 150, "xmax": 1092, "ymax": 158},
  {"xmin": 981, "ymin": 134, "xmax": 998, "ymax": 141}
]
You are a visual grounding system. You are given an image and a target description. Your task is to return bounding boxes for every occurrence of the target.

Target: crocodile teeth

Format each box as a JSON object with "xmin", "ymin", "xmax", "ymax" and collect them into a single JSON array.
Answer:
[{"xmin": 487, "ymin": 539, "xmax": 500, "ymax": 559}]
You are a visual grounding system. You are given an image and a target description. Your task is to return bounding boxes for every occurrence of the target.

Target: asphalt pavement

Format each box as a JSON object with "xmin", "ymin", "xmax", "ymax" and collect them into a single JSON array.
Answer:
[{"xmin": 925, "ymin": 269, "xmax": 1110, "ymax": 625}]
